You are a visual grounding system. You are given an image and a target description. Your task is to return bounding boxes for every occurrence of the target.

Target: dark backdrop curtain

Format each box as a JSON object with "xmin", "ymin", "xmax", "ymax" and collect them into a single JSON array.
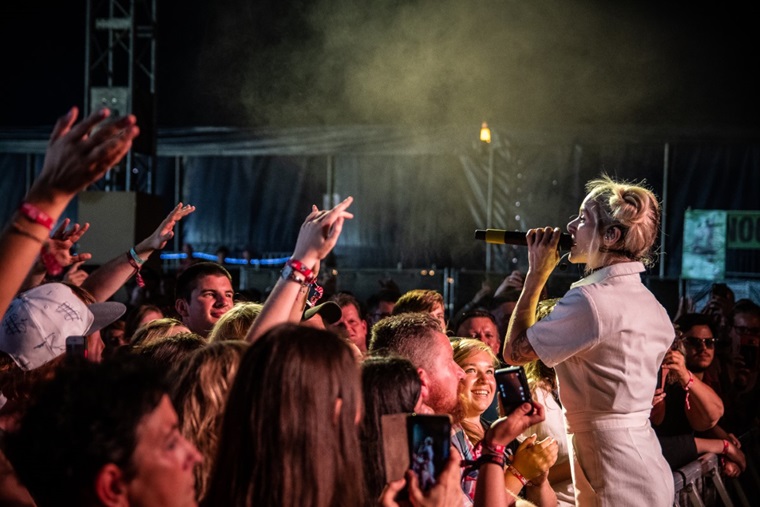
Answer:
[{"xmin": 2, "ymin": 133, "xmax": 759, "ymax": 276}]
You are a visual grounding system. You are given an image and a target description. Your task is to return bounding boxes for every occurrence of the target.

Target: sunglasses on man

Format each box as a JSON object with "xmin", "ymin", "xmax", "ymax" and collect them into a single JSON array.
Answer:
[{"xmin": 682, "ymin": 336, "xmax": 717, "ymax": 349}]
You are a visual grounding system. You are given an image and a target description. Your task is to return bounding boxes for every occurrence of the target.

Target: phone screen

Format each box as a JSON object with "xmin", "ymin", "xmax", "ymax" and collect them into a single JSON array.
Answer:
[
  {"xmin": 495, "ymin": 366, "xmax": 533, "ymax": 416},
  {"xmin": 407, "ymin": 415, "xmax": 451, "ymax": 492}
]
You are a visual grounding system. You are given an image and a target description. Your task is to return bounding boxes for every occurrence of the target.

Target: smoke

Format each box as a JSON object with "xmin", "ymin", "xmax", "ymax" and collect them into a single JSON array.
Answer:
[{"xmin": 188, "ymin": 0, "xmax": 751, "ymax": 128}]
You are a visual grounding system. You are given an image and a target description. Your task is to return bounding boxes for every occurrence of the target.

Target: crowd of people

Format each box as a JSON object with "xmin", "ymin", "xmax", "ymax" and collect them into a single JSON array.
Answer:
[{"xmin": 0, "ymin": 107, "xmax": 758, "ymax": 507}]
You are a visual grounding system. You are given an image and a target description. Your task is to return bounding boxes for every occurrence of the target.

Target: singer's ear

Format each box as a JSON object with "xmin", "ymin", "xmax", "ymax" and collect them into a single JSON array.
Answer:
[{"xmin": 603, "ymin": 226, "xmax": 622, "ymax": 244}]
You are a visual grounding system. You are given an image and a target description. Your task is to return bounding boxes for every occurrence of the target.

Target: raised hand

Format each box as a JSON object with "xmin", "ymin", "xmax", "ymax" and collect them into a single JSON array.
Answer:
[
  {"xmin": 27, "ymin": 107, "xmax": 139, "ymax": 202},
  {"xmin": 46, "ymin": 218, "xmax": 92, "ymax": 268},
  {"xmin": 378, "ymin": 448, "xmax": 462, "ymax": 507},
  {"xmin": 137, "ymin": 202, "xmax": 196, "ymax": 252},
  {"xmin": 292, "ymin": 196, "xmax": 354, "ymax": 268},
  {"xmin": 525, "ymin": 227, "xmax": 562, "ymax": 282},
  {"xmin": 64, "ymin": 260, "xmax": 89, "ymax": 286}
]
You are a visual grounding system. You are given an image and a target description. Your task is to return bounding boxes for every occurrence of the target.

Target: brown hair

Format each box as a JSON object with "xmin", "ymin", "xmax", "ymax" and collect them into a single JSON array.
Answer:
[
  {"xmin": 525, "ymin": 298, "xmax": 560, "ymax": 393},
  {"xmin": 129, "ymin": 317, "xmax": 188, "ymax": 348},
  {"xmin": 368, "ymin": 312, "xmax": 442, "ymax": 371},
  {"xmin": 124, "ymin": 304, "xmax": 164, "ymax": 341},
  {"xmin": 203, "ymin": 324, "xmax": 365, "ymax": 507},
  {"xmin": 131, "ymin": 332, "xmax": 206, "ymax": 376},
  {"xmin": 171, "ymin": 340, "xmax": 248, "ymax": 500},
  {"xmin": 359, "ymin": 355, "xmax": 421, "ymax": 503},
  {"xmin": 392, "ymin": 289, "xmax": 444, "ymax": 316},
  {"xmin": 207, "ymin": 302, "xmax": 262, "ymax": 343}
]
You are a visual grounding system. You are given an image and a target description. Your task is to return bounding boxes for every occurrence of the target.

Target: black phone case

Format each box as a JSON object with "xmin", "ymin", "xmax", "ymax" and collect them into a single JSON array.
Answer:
[{"xmin": 494, "ymin": 366, "xmax": 533, "ymax": 416}]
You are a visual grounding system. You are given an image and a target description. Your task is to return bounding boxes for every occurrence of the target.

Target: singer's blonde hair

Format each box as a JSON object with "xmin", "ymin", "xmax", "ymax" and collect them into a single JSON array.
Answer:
[{"xmin": 584, "ymin": 175, "xmax": 661, "ymax": 268}]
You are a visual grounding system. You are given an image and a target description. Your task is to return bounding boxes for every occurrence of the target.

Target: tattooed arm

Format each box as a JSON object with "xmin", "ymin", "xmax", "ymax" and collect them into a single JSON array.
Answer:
[
  {"xmin": 505, "ymin": 329, "xmax": 539, "ymax": 364},
  {"xmin": 503, "ymin": 227, "xmax": 560, "ymax": 365},
  {"xmin": 502, "ymin": 268, "xmax": 543, "ymax": 365}
]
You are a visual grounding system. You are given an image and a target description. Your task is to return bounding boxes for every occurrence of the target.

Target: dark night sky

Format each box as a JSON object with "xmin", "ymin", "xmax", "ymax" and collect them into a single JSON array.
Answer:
[{"xmin": 2, "ymin": 0, "xmax": 759, "ymax": 132}]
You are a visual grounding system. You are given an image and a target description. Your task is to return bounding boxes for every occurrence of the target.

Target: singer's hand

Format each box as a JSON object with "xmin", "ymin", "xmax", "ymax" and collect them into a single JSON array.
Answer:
[{"xmin": 525, "ymin": 227, "xmax": 562, "ymax": 281}]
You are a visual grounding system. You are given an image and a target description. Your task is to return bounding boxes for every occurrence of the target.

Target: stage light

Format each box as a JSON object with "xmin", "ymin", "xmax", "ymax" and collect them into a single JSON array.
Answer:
[{"xmin": 480, "ymin": 122, "xmax": 491, "ymax": 144}]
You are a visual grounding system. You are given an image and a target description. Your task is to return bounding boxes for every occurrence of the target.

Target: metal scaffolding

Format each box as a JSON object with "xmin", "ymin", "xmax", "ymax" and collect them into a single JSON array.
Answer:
[{"xmin": 84, "ymin": 0, "xmax": 157, "ymax": 192}]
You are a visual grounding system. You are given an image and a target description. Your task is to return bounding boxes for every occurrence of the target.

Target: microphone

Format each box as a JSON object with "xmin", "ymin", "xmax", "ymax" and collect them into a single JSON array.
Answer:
[{"xmin": 474, "ymin": 229, "xmax": 575, "ymax": 250}]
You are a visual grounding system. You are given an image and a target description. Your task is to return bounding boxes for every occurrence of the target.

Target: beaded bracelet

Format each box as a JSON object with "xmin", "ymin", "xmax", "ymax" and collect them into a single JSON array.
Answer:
[
  {"xmin": 19, "ymin": 202, "xmax": 54, "ymax": 230},
  {"xmin": 722, "ymin": 439, "xmax": 730, "ymax": 455}
]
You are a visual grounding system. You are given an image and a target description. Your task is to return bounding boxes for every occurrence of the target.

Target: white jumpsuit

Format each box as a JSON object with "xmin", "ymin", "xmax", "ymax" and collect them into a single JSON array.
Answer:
[{"xmin": 527, "ymin": 262, "xmax": 675, "ymax": 507}]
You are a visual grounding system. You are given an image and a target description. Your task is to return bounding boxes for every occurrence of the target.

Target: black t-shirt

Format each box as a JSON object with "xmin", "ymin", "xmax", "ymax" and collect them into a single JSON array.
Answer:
[{"xmin": 653, "ymin": 383, "xmax": 698, "ymax": 469}]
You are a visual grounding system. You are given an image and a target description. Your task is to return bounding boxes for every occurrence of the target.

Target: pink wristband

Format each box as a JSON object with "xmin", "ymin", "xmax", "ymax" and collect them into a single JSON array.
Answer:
[
  {"xmin": 481, "ymin": 441, "xmax": 507, "ymax": 456},
  {"xmin": 683, "ymin": 372, "xmax": 694, "ymax": 410},
  {"xmin": 286, "ymin": 259, "xmax": 316, "ymax": 284},
  {"xmin": 506, "ymin": 463, "xmax": 532, "ymax": 487},
  {"xmin": 19, "ymin": 202, "xmax": 54, "ymax": 230}
]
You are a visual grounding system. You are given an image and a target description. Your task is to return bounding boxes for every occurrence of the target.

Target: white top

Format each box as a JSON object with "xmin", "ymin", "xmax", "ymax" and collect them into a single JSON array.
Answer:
[
  {"xmin": 526, "ymin": 262, "xmax": 675, "ymax": 506},
  {"xmin": 527, "ymin": 262, "xmax": 673, "ymax": 432},
  {"xmin": 520, "ymin": 384, "xmax": 576, "ymax": 507}
]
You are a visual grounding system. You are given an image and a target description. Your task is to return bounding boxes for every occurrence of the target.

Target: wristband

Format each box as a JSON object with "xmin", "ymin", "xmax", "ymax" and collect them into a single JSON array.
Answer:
[
  {"xmin": 129, "ymin": 247, "xmax": 146, "ymax": 266},
  {"xmin": 481, "ymin": 441, "xmax": 507, "ymax": 457},
  {"xmin": 476, "ymin": 453, "xmax": 506, "ymax": 469},
  {"xmin": 683, "ymin": 372, "xmax": 694, "ymax": 410},
  {"xmin": 41, "ymin": 245, "xmax": 63, "ymax": 277},
  {"xmin": 506, "ymin": 463, "xmax": 532, "ymax": 487},
  {"xmin": 126, "ymin": 251, "xmax": 145, "ymax": 287},
  {"xmin": 19, "ymin": 202, "xmax": 55, "ymax": 230},
  {"xmin": 281, "ymin": 264, "xmax": 309, "ymax": 287},
  {"xmin": 286, "ymin": 259, "xmax": 316, "ymax": 285},
  {"xmin": 722, "ymin": 439, "xmax": 730, "ymax": 455}
]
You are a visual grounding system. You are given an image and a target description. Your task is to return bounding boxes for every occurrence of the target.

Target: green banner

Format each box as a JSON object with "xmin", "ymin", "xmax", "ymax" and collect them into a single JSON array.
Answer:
[
  {"xmin": 682, "ymin": 210, "xmax": 726, "ymax": 280},
  {"xmin": 727, "ymin": 211, "xmax": 760, "ymax": 249}
]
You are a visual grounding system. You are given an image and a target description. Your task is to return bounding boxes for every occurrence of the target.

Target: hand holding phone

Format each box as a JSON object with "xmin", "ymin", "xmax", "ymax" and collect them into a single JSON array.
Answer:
[
  {"xmin": 485, "ymin": 401, "xmax": 545, "ymax": 448},
  {"xmin": 407, "ymin": 415, "xmax": 451, "ymax": 492},
  {"xmin": 381, "ymin": 413, "xmax": 451, "ymax": 497},
  {"xmin": 495, "ymin": 366, "xmax": 534, "ymax": 416}
]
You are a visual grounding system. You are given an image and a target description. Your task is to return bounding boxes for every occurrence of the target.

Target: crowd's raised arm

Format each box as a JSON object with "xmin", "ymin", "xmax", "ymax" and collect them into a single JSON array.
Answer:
[{"xmin": 1, "ymin": 109, "xmax": 759, "ymax": 507}]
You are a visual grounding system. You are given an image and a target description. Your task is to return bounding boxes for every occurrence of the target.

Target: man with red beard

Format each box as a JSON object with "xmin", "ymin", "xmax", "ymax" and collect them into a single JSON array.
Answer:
[
  {"xmin": 369, "ymin": 313, "xmax": 464, "ymax": 418},
  {"xmin": 369, "ymin": 313, "xmax": 547, "ymax": 505}
]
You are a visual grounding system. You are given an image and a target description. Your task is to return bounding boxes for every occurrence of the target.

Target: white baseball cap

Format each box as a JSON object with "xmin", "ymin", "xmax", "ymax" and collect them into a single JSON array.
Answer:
[{"xmin": 0, "ymin": 283, "xmax": 126, "ymax": 371}]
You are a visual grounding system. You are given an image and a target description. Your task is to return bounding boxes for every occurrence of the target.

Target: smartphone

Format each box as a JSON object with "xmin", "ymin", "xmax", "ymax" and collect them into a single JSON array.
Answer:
[
  {"xmin": 65, "ymin": 335, "xmax": 87, "ymax": 359},
  {"xmin": 495, "ymin": 366, "xmax": 534, "ymax": 416},
  {"xmin": 407, "ymin": 415, "xmax": 451, "ymax": 492},
  {"xmin": 656, "ymin": 366, "xmax": 666, "ymax": 390}
]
